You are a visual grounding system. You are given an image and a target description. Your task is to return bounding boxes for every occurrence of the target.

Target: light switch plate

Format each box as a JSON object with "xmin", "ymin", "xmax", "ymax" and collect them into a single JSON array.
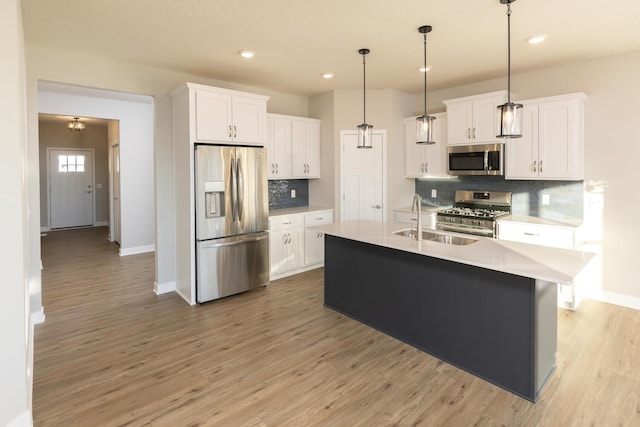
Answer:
[
  {"xmin": 291, "ymin": 189, "xmax": 296, "ymax": 198},
  {"xmin": 431, "ymin": 189, "xmax": 437, "ymax": 198},
  {"xmin": 541, "ymin": 194, "xmax": 550, "ymax": 205}
]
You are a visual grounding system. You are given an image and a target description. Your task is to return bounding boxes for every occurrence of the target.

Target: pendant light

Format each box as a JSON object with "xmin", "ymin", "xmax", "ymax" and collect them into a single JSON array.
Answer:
[
  {"xmin": 357, "ymin": 48, "xmax": 373, "ymax": 149},
  {"xmin": 67, "ymin": 117, "xmax": 86, "ymax": 132},
  {"xmin": 417, "ymin": 25, "xmax": 436, "ymax": 145},
  {"xmin": 497, "ymin": 0, "xmax": 523, "ymax": 138}
]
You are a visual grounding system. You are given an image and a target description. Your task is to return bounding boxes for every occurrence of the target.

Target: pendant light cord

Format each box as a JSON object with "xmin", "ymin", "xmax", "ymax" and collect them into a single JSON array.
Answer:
[
  {"xmin": 362, "ymin": 52, "xmax": 367, "ymax": 124},
  {"xmin": 423, "ymin": 32, "xmax": 428, "ymax": 116},
  {"xmin": 506, "ymin": 2, "xmax": 512, "ymax": 104}
]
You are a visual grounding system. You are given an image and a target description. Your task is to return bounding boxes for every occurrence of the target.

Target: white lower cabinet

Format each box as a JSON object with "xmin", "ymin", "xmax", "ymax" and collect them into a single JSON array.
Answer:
[
  {"xmin": 497, "ymin": 219, "xmax": 584, "ymax": 310},
  {"xmin": 269, "ymin": 209, "xmax": 334, "ymax": 280}
]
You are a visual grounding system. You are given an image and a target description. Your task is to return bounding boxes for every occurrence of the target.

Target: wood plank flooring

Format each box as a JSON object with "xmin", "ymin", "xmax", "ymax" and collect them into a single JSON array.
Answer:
[{"xmin": 34, "ymin": 226, "xmax": 640, "ymax": 426}]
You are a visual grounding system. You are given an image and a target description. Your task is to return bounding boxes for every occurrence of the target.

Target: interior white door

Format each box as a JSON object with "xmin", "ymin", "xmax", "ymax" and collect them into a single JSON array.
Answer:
[
  {"xmin": 49, "ymin": 148, "xmax": 94, "ymax": 229},
  {"xmin": 340, "ymin": 130, "xmax": 386, "ymax": 222},
  {"xmin": 112, "ymin": 144, "xmax": 121, "ymax": 244}
]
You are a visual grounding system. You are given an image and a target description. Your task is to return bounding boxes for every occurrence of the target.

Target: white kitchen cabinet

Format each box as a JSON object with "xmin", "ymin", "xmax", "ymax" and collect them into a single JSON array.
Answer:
[
  {"xmin": 404, "ymin": 113, "xmax": 449, "ymax": 178},
  {"xmin": 303, "ymin": 210, "xmax": 334, "ymax": 266},
  {"xmin": 393, "ymin": 209, "xmax": 437, "ymax": 230},
  {"xmin": 497, "ymin": 218, "xmax": 584, "ymax": 310},
  {"xmin": 443, "ymin": 91, "xmax": 507, "ymax": 145},
  {"xmin": 266, "ymin": 114, "xmax": 321, "ymax": 180},
  {"xmin": 194, "ymin": 86, "xmax": 267, "ymax": 145},
  {"xmin": 291, "ymin": 118, "xmax": 321, "ymax": 178},
  {"xmin": 505, "ymin": 93, "xmax": 586, "ymax": 180},
  {"xmin": 267, "ymin": 115, "xmax": 292, "ymax": 178},
  {"xmin": 269, "ymin": 215, "xmax": 304, "ymax": 278},
  {"xmin": 269, "ymin": 208, "xmax": 334, "ymax": 280}
]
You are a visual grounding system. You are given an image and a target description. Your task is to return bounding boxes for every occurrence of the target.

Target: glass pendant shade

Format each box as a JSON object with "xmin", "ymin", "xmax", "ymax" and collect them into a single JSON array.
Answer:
[
  {"xmin": 497, "ymin": 101, "xmax": 523, "ymax": 138},
  {"xmin": 416, "ymin": 114, "xmax": 436, "ymax": 145},
  {"xmin": 357, "ymin": 123, "xmax": 373, "ymax": 149}
]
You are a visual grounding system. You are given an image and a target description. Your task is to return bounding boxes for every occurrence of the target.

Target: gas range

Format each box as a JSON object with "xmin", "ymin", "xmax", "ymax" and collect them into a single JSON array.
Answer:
[{"xmin": 436, "ymin": 190, "xmax": 511, "ymax": 238}]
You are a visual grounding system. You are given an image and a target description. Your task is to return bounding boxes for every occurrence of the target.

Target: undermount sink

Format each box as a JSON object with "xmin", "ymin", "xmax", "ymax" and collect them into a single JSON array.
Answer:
[{"xmin": 393, "ymin": 229, "xmax": 478, "ymax": 245}]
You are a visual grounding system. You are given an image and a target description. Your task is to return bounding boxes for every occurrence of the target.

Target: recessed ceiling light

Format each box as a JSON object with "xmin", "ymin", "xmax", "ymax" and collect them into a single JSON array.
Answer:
[
  {"xmin": 526, "ymin": 34, "xmax": 547, "ymax": 44},
  {"xmin": 322, "ymin": 73, "xmax": 334, "ymax": 79},
  {"xmin": 239, "ymin": 50, "xmax": 255, "ymax": 59},
  {"xmin": 419, "ymin": 66, "xmax": 432, "ymax": 73}
]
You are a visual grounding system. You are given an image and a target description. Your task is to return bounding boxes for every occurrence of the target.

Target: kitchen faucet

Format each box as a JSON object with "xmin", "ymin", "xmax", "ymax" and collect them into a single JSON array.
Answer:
[{"xmin": 412, "ymin": 194, "xmax": 422, "ymax": 241}]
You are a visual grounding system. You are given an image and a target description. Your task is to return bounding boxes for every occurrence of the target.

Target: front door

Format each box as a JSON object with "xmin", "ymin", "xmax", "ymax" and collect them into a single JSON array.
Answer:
[
  {"xmin": 49, "ymin": 148, "xmax": 94, "ymax": 229},
  {"xmin": 340, "ymin": 130, "xmax": 386, "ymax": 222}
]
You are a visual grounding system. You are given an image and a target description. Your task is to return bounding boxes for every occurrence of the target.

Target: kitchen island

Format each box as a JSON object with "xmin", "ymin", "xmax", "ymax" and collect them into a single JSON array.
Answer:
[{"xmin": 310, "ymin": 220, "xmax": 595, "ymax": 402}]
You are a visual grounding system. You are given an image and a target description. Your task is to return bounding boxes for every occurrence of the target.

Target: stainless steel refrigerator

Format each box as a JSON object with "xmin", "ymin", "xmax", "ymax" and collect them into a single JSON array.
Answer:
[{"xmin": 194, "ymin": 144, "xmax": 269, "ymax": 303}]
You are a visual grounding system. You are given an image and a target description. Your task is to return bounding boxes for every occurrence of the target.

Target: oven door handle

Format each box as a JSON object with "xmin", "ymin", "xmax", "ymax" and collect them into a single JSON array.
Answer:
[{"xmin": 436, "ymin": 223, "xmax": 494, "ymax": 238}]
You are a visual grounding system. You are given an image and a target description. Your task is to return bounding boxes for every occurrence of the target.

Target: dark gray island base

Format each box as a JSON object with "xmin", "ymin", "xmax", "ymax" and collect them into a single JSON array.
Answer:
[{"xmin": 324, "ymin": 235, "xmax": 557, "ymax": 402}]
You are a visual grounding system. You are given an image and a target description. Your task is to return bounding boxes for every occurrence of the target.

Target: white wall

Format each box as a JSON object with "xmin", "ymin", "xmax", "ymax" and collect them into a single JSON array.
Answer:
[
  {"xmin": 1, "ymin": 1, "xmax": 31, "ymax": 426},
  {"xmin": 423, "ymin": 50, "xmax": 640, "ymax": 306}
]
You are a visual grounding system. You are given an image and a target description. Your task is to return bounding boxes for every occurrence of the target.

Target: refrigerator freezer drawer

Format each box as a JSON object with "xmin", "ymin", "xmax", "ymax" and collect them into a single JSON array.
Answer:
[{"xmin": 196, "ymin": 231, "xmax": 270, "ymax": 303}]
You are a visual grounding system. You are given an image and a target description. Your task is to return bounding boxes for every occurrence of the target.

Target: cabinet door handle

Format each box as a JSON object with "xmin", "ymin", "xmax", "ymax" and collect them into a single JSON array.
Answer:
[
  {"xmin": 466, "ymin": 128, "xmax": 470, "ymax": 139},
  {"xmin": 524, "ymin": 232, "xmax": 539, "ymax": 237},
  {"xmin": 472, "ymin": 128, "xmax": 476, "ymax": 139},
  {"xmin": 276, "ymin": 164, "xmax": 278, "ymax": 173},
  {"xmin": 425, "ymin": 162, "xmax": 428, "ymax": 173},
  {"xmin": 539, "ymin": 160, "xmax": 543, "ymax": 173},
  {"xmin": 533, "ymin": 160, "xmax": 537, "ymax": 172},
  {"xmin": 233, "ymin": 125, "xmax": 237, "ymax": 138},
  {"xmin": 228, "ymin": 125, "xmax": 233, "ymax": 138}
]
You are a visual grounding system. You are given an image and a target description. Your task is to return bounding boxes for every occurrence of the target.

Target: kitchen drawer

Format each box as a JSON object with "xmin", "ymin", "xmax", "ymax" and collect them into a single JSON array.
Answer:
[
  {"xmin": 304, "ymin": 210, "xmax": 334, "ymax": 226},
  {"xmin": 269, "ymin": 214, "xmax": 303, "ymax": 232},
  {"xmin": 497, "ymin": 222, "xmax": 575, "ymax": 249}
]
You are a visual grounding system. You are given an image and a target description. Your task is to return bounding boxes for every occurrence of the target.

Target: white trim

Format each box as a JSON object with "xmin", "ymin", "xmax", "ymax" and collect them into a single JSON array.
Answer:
[
  {"xmin": 30, "ymin": 307, "xmax": 45, "ymax": 325},
  {"xmin": 94, "ymin": 220, "xmax": 108, "ymax": 227},
  {"xmin": 586, "ymin": 291, "xmax": 640, "ymax": 311},
  {"xmin": 40, "ymin": 226, "xmax": 49, "ymax": 233},
  {"xmin": 6, "ymin": 410, "xmax": 32, "ymax": 427},
  {"xmin": 119, "ymin": 245, "xmax": 155, "ymax": 256},
  {"xmin": 154, "ymin": 281, "xmax": 176, "ymax": 295}
]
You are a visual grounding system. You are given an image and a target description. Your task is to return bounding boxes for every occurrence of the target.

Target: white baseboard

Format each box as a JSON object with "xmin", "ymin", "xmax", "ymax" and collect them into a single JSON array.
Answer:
[
  {"xmin": 586, "ymin": 290, "xmax": 640, "ymax": 311},
  {"xmin": 30, "ymin": 307, "xmax": 45, "ymax": 325},
  {"xmin": 94, "ymin": 220, "xmax": 108, "ymax": 227},
  {"xmin": 6, "ymin": 410, "xmax": 32, "ymax": 427},
  {"xmin": 154, "ymin": 281, "xmax": 176, "ymax": 295},
  {"xmin": 40, "ymin": 226, "xmax": 49, "ymax": 233},
  {"xmin": 119, "ymin": 245, "xmax": 155, "ymax": 256}
]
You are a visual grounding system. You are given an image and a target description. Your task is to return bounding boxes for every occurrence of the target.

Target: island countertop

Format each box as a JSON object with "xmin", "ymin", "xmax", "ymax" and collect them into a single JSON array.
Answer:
[{"xmin": 311, "ymin": 220, "xmax": 594, "ymax": 285}]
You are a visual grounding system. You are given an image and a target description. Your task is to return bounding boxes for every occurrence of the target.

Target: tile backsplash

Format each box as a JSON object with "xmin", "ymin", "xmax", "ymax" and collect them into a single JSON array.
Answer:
[
  {"xmin": 268, "ymin": 179, "xmax": 309, "ymax": 210},
  {"xmin": 416, "ymin": 176, "xmax": 584, "ymax": 222}
]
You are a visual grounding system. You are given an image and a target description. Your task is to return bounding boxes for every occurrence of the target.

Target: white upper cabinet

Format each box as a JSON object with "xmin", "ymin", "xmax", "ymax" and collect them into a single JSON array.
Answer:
[
  {"xmin": 506, "ymin": 93, "xmax": 586, "ymax": 180},
  {"xmin": 443, "ymin": 91, "xmax": 508, "ymax": 145},
  {"xmin": 267, "ymin": 116, "xmax": 293, "ymax": 178},
  {"xmin": 291, "ymin": 118, "xmax": 321, "ymax": 178},
  {"xmin": 193, "ymin": 85, "xmax": 268, "ymax": 145},
  {"xmin": 404, "ymin": 113, "xmax": 449, "ymax": 178},
  {"xmin": 267, "ymin": 114, "xmax": 321, "ymax": 180}
]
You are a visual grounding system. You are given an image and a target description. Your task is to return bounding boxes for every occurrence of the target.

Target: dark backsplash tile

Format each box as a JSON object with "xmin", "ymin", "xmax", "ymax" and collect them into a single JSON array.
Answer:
[
  {"xmin": 416, "ymin": 176, "xmax": 584, "ymax": 221},
  {"xmin": 268, "ymin": 179, "xmax": 309, "ymax": 210}
]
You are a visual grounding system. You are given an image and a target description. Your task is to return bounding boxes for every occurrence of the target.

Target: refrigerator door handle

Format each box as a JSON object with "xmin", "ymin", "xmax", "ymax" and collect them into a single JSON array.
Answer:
[
  {"xmin": 230, "ymin": 156, "xmax": 238, "ymax": 221},
  {"xmin": 199, "ymin": 232, "xmax": 269, "ymax": 249},
  {"xmin": 237, "ymin": 157, "xmax": 244, "ymax": 222}
]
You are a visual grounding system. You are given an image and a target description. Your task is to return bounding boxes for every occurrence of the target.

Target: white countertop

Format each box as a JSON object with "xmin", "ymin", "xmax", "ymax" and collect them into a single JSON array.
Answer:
[
  {"xmin": 310, "ymin": 220, "xmax": 594, "ymax": 285},
  {"xmin": 269, "ymin": 205, "xmax": 334, "ymax": 217}
]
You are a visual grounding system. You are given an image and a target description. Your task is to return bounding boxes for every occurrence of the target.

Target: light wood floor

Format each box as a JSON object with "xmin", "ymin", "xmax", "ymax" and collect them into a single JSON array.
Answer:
[{"xmin": 34, "ymin": 227, "xmax": 639, "ymax": 426}]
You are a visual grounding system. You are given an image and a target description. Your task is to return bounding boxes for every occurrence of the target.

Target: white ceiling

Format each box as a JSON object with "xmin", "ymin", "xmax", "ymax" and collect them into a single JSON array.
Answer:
[{"xmin": 21, "ymin": 0, "xmax": 640, "ymax": 96}]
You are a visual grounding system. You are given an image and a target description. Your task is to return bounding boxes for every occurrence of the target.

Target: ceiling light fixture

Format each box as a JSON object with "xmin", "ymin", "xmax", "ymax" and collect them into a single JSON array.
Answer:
[
  {"xmin": 239, "ymin": 50, "xmax": 255, "ymax": 59},
  {"xmin": 417, "ymin": 25, "xmax": 435, "ymax": 145},
  {"xmin": 497, "ymin": 0, "xmax": 523, "ymax": 139},
  {"xmin": 526, "ymin": 34, "xmax": 547, "ymax": 44},
  {"xmin": 357, "ymin": 48, "xmax": 373, "ymax": 149},
  {"xmin": 322, "ymin": 73, "xmax": 334, "ymax": 79},
  {"xmin": 67, "ymin": 117, "xmax": 86, "ymax": 132},
  {"xmin": 419, "ymin": 66, "xmax": 431, "ymax": 73}
]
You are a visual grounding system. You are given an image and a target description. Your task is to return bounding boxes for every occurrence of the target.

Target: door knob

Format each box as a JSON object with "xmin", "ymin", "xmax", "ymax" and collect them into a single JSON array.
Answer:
[{"xmin": 371, "ymin": 205, "xmax": 381, "ymax": 209}]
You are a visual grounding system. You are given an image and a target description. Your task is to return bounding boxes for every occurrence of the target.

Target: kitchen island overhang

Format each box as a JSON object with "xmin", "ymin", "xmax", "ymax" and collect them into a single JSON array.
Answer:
[{"xmin": 312, "ymin": 220, "xmax": 595, "ymax": 402}]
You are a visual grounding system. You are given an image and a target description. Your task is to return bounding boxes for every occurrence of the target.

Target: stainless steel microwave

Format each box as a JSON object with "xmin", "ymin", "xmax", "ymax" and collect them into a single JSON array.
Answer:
[{"xmin": 447, "ymin": 143, "xmax": 504, "ymax": 176}]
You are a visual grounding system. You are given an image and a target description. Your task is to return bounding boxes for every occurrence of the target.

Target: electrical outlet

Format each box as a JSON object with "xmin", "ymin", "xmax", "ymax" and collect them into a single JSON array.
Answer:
[
  {"xmin": 291, "ymin": 189, "xmax": 296, "ymax": 198},
  {"xmin": 431, "ymin": 189, "xmax": 437, "ymax": 198},
  {"xmin": 541, "ymin": 194, "xmax": 550, "ymax": 205}
]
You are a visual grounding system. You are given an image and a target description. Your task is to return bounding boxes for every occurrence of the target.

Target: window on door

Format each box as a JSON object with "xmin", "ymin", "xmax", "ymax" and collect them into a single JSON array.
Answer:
[{"xmin": 58, "ymin": 154, "xmax": 85, "ymax": 173}]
